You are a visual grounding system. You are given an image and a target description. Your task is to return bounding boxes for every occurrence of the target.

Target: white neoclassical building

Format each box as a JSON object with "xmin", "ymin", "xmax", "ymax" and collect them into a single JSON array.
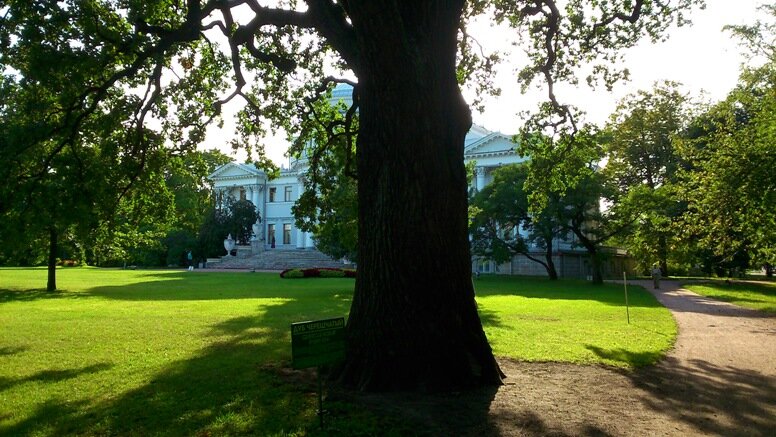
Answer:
[
  {"xmin": 208, "ymin": 128, "xmax": 631, "ymax": 277},
  {"xmin": 208, "ymin": 84, "xmax": 632, "ymax": 277},
  {"xmin": 209, "ymin": 160, "xmax": 314, "ymax": 250},
  {"xmin": 208, "ymin": 121, "xmax": 524, "ymax": 253}
]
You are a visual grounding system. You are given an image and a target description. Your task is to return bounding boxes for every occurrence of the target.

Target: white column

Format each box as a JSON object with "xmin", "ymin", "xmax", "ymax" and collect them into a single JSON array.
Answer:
[
  {"xmin": 305, "ymin": 232, "xmax": 315, "ymax": 249},
  {"xmin": 297, "ymin": 178, "xmax": 305, "ymax": 200},
  {"xmin": 251, "ymin": 184, "xmax": 260, "ymax": 213},
  {"xmin": 216, "ymin": 188, "xmax": 225, "ymax": 211},
  {"xmin": 296, "ymin": 229, "xmax": 306, "ymax": 249},
  {"xmin": 475, "ymin": 167, "xmax": 486, "ymax": 191}
]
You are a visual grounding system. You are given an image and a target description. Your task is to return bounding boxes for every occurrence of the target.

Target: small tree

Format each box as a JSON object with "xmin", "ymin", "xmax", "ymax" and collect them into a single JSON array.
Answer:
[
  {"xmin": 470, "ymin": 164, "xmax": 562, "ymax": 279},
  {"xmin": 198, "ymin": 208, "xmax": 231, "ymax": 258},
  {"xmin": 229, "ymin": 199, "xmax": 259, "ymax": 245},
  {"xmin": 292, "ymin": 90, "xmax": 359, "ymax": 262},
  {"xmin": 522, "ymin": 128, "xmax": 633, "ymax": 284},
  {"xmin": 198, "ymin": 196, "xmax": 258, "ymax": 254},
  {"xmin": 604, "ymin": 81, "xmax": 692, "ymax": 276}
]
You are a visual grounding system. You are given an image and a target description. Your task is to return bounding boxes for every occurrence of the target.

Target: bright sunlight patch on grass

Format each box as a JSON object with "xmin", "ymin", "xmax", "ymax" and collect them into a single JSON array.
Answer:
[
  {"xmin": 0, "ymin": 268, "xmax": 677, "ymax": 435},
  {"xmin": 683, "ymin": 280, "xmax": 776, "ymax": 314},
  {"xmin": 473, "ymin": 276, "xmax": 676, "ymax": 367}
]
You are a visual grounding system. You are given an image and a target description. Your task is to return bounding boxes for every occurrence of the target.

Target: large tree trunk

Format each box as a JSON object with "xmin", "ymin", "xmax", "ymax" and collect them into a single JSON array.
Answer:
[
  {"xmin": 47, "ymin": 227, "xmax": 57, "ymax": 292},
  {"xmin": 336, "ymin": 2, "xmax": 503, "ymax": 392}
]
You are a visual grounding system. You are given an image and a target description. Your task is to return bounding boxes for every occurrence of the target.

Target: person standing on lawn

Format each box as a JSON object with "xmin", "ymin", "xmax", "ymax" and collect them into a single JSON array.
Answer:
[{"xmin": 651, "ymin": 264, "xmax": 662, "ymax": 289}]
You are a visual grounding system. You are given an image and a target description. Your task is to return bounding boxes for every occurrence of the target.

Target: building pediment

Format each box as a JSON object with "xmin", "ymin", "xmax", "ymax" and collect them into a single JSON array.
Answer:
[
  {"xmin": 464, "ymin": 124, "xmax": 492, "ymax": 147},
  {"xmin": 209, "ymin": 162, "xmax": 265, "ymax": 180},
  {"xmin": 464, "ymin": 133, "xmax": 519, "ymax": 159}
]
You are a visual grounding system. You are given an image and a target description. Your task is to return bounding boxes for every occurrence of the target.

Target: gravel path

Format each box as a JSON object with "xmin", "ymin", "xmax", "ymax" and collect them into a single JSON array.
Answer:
[
  {"xmin": 645, "ymin": 280, "xmax": 775, "ymax": 376},
  {"xmin": 617, "ymin": 280, "xmax": 776, "ymax": 435}
]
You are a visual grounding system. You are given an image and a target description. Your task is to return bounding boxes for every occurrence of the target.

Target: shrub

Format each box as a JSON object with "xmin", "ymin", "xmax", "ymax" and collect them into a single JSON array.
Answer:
[
  {"xmin": 319, "ymin": 269, "xmax": 346, "ymax": 278},
  {"xmin": 280, "ymin": 269, "xmax": 305, "ymax": 278},
  {"xmin": 58, "ymin": 259, "xmax": 80, "ymax": 267},
  {"xmin": 301, "ymin": 268, "xmax": 321, "ymax": 277}
]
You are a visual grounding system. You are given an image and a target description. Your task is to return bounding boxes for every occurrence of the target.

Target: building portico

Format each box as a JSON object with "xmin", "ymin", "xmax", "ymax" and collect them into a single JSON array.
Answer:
[
  {"xmin": 208, "ymin": 162, "xmax": 315, "ymax": 250},
  {"xmin": 208, "ymin": 121, "xmax": 525, "ymax": 256}
]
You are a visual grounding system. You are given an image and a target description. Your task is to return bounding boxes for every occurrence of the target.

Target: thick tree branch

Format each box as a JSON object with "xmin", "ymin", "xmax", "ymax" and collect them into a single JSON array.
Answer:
[
  {"xmin": 591, "ymin": 0, "xmax": 645, "ymax": 33},
  {"xmin": 305, "ymin": 0, "xmax": 359, "ymax": 70}
]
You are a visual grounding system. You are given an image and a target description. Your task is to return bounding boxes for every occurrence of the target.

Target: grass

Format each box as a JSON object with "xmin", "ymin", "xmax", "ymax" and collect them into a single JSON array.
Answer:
[
  {"xmin": 0, "ymin": 268, "xmax": 676, "ymax": 436},
  {"xmin": 683, "ymin": 280, "xmax": 776, "ymax": 314},
  {"xmin": 474, "ymin": 275, "xmax": 676, "ymax": 367}
]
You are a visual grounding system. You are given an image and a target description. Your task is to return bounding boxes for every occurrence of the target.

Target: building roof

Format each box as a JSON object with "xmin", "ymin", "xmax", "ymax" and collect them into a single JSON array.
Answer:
[{"xmin": 208, "ymin": 162, "xmax": 266, "ymax": 180}]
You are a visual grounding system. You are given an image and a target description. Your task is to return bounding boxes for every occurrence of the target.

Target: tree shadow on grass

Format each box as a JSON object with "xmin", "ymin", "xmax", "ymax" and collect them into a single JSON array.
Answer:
[
  {"xmin": 0, "ymin": 363, "xmax": 113, "ymax": 392},
  {"xmin": 584, "ymin": 345, "xmax": 664, "ymax": 368},
  {"xmin": 0, "ymin": 346, "xmax": 28, "ymax": 357},
  {"xmin": 477, "ymin": 308, "xmax": 510, "ymax": 330},
  {"xmin": 474, "ymin": 276, "xmax": 663, "ymax": 309},
  {"xmin": 0, "ymin": 293, "xmax": 355, "ymax": 436},
  {"xmin": 683, "ymin": 294, "xmax": 776, "ymax": 315},
  {"xmin": 588, "ymin": 346, "xmax": 776, "ymax": 435},
  {"xmin": 2, "ymin": 273, "xmax": 522, "ymax": 435},
  {"xmin": 671, "ymin": 293, "xmax": 775, "ymax": 318},
  {"xmin": 0, "ymin": 289, "xmax": 83, "ymax": 303},
  {"xmin": 78, "ymin": 271, "xmax": 356, "ymax": 302},
  {"xmin": 0, "ymin": 399, "xmax": 90, "ymax": 437}
]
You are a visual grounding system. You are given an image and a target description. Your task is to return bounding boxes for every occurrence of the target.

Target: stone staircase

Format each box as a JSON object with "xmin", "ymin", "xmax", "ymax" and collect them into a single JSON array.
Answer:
[{"xmin": 206, "ymin": 248, "xmax": 349, "ymax": 270}]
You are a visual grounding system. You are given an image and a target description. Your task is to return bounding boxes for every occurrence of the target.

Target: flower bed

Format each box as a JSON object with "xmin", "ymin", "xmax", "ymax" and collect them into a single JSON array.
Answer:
[
  {"xmin": 280, "ymin": 267, "xmax": 356, "ymax": 279},
  {"xmin": 57, "ymin": 259, "xmax": 80, "ymax": 267}
]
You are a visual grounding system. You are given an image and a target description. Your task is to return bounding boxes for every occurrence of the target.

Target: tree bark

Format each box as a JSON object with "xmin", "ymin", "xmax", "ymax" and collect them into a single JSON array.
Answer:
[
  {"xmin": 543, "ymin": 236, "xmax": 559, "ymax": 280},
  {"xmin": 573, "ymin": 229, "xmax": 604, "ymax": 285},
  {"xmin": 544, "ymin": 249, "xmax": 558, "ymax": 280},
  {"xmin": 589, "ymin": 249, "xmax": 604, "ymax": 285},
  {"xmin": 336, "ymin": 2, "xmax": 503, "ymax": 391},
  {"xmin": 47, "ymin": 227, "xmax": 57, "ymax": 292}
]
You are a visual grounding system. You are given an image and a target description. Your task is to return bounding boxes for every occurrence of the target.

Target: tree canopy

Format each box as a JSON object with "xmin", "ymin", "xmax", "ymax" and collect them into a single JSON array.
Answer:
[
  {"xmin": 470, "ymin": 163, "xmax": 563, "ymax": 279},
  {"xmin": 603, "ymin": 81, "xmax": 692, "ymax": 275},
  {"xmin": 1, "ymin": 0, "xmax": 704, "ymax": 391},
  {"xmin": 677, "ymin": 34, "xmax": 776, "ymax": 275}
]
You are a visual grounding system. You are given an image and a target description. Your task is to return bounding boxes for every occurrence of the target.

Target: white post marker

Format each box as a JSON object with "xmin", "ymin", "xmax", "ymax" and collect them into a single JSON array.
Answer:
[{"xmin": 623, "ymin": 271, "xmax": 630, "ymax": 324}]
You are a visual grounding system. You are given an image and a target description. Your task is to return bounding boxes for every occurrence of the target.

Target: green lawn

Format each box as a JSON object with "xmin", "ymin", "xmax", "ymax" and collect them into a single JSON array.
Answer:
[
  {"xmin": 474, "ymin": 276, "xmax": 676, "ymax": 367},
  {"xmin": 0, "ymin": 268, "xmax": 676, "ymax": 436},
  {"xmin": 683, "ymin": 280, "xmax": 776, "ymax": 314}
]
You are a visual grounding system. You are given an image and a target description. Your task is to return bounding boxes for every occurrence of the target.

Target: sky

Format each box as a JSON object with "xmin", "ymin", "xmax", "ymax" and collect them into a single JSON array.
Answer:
[{"xmin": 204, "ymin": 0, "xmax": 764, "ymax": 166}]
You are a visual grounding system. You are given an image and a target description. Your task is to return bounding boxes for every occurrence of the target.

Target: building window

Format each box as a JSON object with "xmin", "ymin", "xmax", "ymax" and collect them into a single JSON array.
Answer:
[
  {"xmin": 267, "ymin": 224, "xmax": 275, "ymax": 246},
  {"xmin": 284, "ymin": 186, "xmax": 292, "ymax": 202},
  {"xmin": 269, "ymin": 187, "xmax": 276, "ymax": 202},
  {"xmin": 239, "ymin": 188, "xmax": 246, "ymax": 201},
  {"xmin": 283, "ymin": 224, "xmax": 292, "ymax": 245}
]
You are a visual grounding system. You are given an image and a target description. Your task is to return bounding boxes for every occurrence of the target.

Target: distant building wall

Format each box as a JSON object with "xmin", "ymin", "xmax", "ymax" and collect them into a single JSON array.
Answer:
[{"xmin": 474, "ymin": 250, "xmax": 635, "ymax": 279}]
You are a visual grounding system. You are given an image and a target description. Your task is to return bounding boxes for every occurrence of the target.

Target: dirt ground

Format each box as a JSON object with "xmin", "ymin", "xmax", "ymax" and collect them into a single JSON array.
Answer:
[{"xmin": 334, "ymin": 280, "xmax": 776, "ymax": 436}]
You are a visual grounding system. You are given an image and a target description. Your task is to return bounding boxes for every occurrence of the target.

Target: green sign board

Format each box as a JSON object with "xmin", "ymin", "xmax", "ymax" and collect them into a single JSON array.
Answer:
[{"xmin": 291, "ymin": 317, "xmax": 346, "ymax": 369}]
